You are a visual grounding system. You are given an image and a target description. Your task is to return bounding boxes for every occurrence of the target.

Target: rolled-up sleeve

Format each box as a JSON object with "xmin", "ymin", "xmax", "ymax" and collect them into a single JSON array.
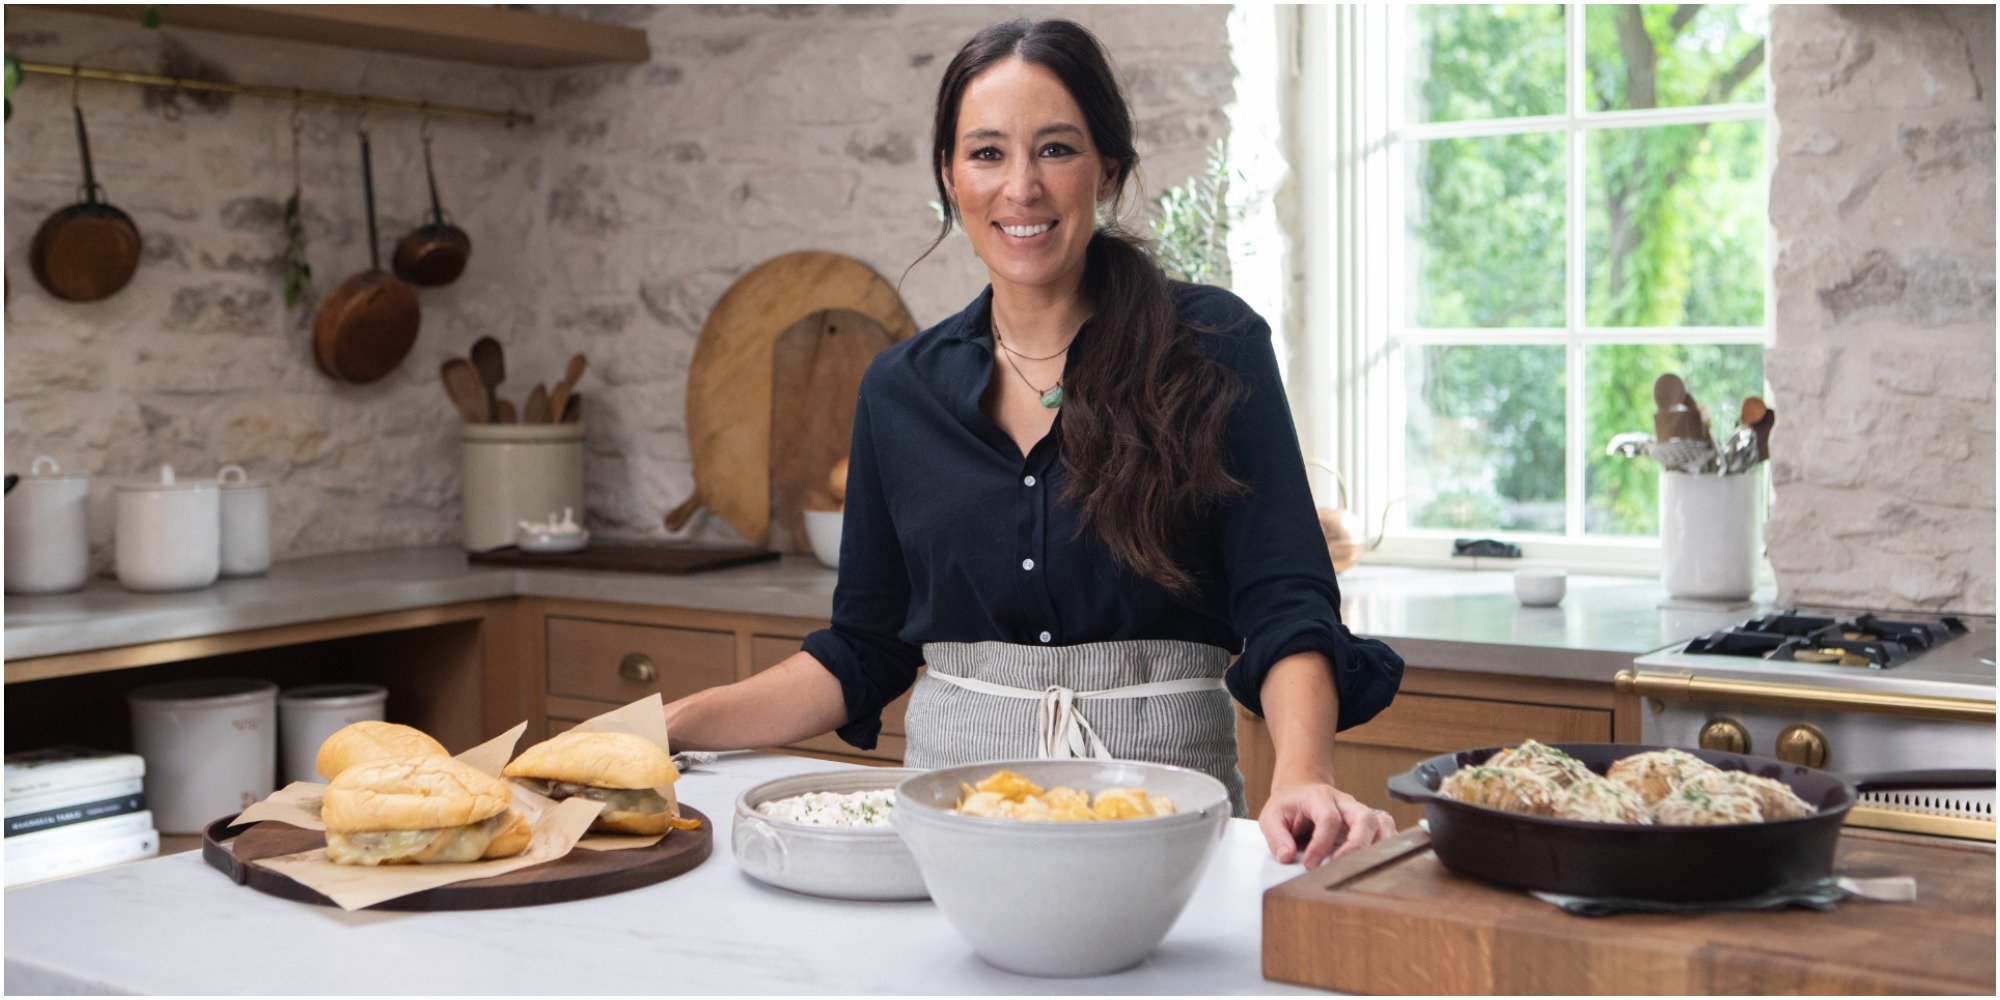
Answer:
[
  {"xmin": 799, "ymin": 386, "xmax": 925, "ymax": 749},
  {"xmin": 1207, "ymin": 302, "xmax": 1403, "ymax": 731}
]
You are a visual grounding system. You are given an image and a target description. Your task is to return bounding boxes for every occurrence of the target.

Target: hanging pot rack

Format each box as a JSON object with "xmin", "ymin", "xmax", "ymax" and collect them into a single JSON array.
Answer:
[{"xmin": 17, "ymin": 60, "xmax": 533, "ymax": 127}]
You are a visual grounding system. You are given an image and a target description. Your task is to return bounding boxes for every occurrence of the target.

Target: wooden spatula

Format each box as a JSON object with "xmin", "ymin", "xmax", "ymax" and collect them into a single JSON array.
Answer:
[
  {"xmin": 524, "ymin": 383, "xmax": 550, "ymax": 423},
  {"xmin": 440, "ymin": 358, "xmax": 489, "ymax": 423}
]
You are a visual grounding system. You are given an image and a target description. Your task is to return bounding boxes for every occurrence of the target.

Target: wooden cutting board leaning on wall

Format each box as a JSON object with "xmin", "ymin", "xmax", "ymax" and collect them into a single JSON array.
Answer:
[
  {"xmin": 668, "ymin": 252, "xmax": 916, "ymax": 549},
  {"xmin": 768, "ymin": 309, "xmax": 893, "ymax": 553}
]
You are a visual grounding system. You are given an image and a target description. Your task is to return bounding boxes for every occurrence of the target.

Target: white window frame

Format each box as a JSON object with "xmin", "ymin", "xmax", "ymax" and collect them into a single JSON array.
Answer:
[{"xmin": 1297, "ymin": 4, "xmax": 1774, "ymax": 575}]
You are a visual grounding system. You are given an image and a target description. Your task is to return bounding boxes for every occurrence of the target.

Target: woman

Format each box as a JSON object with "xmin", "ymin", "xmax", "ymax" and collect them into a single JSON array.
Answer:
[{"xmin": 665, "ymin": 18, "xmax": 1403, "ymax": 868}]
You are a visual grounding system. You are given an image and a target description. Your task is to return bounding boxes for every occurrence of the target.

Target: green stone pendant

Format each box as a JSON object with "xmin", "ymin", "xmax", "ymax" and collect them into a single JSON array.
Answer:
[{"xmin": 1040, "ymin": 385, "xmax": 1064, "ymax": 408}]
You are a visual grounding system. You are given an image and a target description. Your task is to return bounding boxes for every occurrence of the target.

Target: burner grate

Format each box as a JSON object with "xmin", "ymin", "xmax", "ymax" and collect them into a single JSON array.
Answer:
[{"xmin": 1680, "ymin": 610, "xmax": 1969, "ymax": 668}]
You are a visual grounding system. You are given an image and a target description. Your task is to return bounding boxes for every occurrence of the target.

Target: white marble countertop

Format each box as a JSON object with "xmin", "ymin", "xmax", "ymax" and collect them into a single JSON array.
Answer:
[
  {"xmin": 4, "ymin": 545, "xmax": 1765, "ymax": 681},
  {"xmin": 2, "ymin": 753, "xmax": 1324, "ymax": 996}
]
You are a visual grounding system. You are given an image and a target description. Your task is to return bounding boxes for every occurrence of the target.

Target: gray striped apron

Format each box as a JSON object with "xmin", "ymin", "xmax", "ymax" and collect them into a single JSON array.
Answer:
[{"xmin": 903, "ymin": 638, "xmax": 1247, "ymax": 816}]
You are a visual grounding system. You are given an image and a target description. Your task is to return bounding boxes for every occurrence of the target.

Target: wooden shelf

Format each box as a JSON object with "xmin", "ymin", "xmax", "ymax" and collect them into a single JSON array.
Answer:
[{"xmin": 41, "ymin": 4, "xmax": 651, "ymax": 69}]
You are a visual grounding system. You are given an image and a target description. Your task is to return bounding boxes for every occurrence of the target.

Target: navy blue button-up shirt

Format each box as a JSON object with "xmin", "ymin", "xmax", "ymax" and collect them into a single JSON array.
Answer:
[{"xmin": 801, "ymin": 283, "xmax": 1403, "ymax": 750}]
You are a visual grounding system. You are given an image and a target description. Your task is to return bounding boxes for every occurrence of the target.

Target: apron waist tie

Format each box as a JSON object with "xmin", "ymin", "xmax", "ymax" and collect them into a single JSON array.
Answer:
[{"xmin": 924, "ymin": 670, "xmax": 1228, "ymax": 761}]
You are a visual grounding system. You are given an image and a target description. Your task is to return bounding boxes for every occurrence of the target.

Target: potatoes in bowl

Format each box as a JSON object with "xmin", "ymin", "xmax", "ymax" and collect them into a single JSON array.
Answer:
[{"xmin": 890, "ymin": 759, "xmax": 1230, "ymax": 978}]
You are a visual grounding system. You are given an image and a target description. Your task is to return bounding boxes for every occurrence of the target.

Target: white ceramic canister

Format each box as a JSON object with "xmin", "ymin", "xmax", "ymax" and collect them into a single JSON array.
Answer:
[
  {"xmin": 115, "ymin": 464, "xmax": 220, "ymax": 592},
  {"xmin": 4, "ymin": 456, "xmax": 92, "ymax": 595},
  {"xmin": 459, "ymin": 423, "xmax": 585, "ymax": 552},
  {"xmin": 216, "ymin": 464, "xmax": 272, "ymax": 577},
  {"xmin": 1659, "ymin": 470, "xmax": 1761, "ymax": 602},
  {"xmin": 127, "ymin": 677, "xmax": 278, "ymax": 834},
  {"xmin": 277, "ymin": 684, "xmax": 388, "ymax": 784}
]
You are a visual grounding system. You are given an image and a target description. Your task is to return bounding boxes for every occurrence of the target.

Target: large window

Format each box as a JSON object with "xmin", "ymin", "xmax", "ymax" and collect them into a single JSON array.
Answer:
[{"xmin": 1327, "ymin": 5, "xmax": 1770, "ymax": 564}]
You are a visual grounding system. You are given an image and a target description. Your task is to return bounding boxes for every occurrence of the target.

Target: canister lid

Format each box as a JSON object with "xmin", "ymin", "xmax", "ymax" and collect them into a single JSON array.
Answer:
[
  {"xmin": 18, "ymin": 455, "xmax": 88, "ymax": 481},
  {"xmin": 278, "ymin": 683, "xmax": 389, "ymax": 708},
  {"xmin": 217, "ymin": 464, "xmax": 265, "ymax": 491},
  {"xmin": 116, "ymin": 463, "xmax": 217, "ymax": 492},
  {"xmin": 127, "ymin": 677, "xmax": 279, "ymax": 708}
]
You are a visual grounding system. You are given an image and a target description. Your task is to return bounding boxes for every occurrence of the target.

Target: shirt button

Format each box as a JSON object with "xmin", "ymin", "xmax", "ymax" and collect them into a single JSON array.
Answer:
[
  {"xmin": 1021, "ymin": 558, "xmax": 1035, "ymax": 571},
  {"xmin": 1023, "ymin": 475, "xmax": 1036, "ymax": 487},
  {"xmin": 1039, "ymin": 631, "xmax": 1052, "ymax": 643}
]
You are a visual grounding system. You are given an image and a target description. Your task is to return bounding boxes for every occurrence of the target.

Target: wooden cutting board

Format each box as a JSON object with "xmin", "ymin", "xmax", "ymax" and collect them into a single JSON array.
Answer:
[
  {"xmin": 201, "ymin": 806, "xmax": 712, "ymax": 911},
  {"xmin": 469, "ymin": 543, "xmax": 779, "ymax": 575},
  {"xmin": 1263, "ymin": 827, "xmax": 1995, "ymax": 995},
  {"xmin": 676, "ymin": 252, "xmax": 915, "ymax": 547},
  {"xmin": 767, "ymin": 308, "xmax": 893, "ymax": 554}
]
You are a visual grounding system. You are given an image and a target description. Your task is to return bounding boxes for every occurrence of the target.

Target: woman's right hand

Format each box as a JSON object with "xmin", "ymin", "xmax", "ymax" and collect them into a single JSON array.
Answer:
[{"xmin": 660, "ymin": 650, "xmax": 850, "ymax": 752}]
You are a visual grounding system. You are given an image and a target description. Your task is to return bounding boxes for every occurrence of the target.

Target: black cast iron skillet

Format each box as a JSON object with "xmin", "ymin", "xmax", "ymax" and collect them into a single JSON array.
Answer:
[{"xmin": 1388, "ymin": 743, "xmax": 1993, "ymax": 903}]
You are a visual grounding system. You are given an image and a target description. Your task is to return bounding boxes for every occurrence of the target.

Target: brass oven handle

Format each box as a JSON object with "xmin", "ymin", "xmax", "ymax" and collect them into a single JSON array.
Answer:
[
  {"xmin": 619, "ymin": 652, "xmax": 658, "ymax": 683},
  {"xmin": 1615, "ymin": 670, "xmax": 1995, "ymax": 723}
]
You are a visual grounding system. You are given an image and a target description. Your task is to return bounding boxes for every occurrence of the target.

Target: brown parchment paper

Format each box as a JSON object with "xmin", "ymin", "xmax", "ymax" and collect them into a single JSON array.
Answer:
[{"xmin": 556, "ymin": 693, "xmax": 684, "ymax": 851}]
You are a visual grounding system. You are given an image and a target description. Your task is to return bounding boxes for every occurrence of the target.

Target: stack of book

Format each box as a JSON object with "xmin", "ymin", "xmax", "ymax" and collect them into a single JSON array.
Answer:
[{"xmin": 5, "ymin": 746, "xmax": 159, "ymax": 887}]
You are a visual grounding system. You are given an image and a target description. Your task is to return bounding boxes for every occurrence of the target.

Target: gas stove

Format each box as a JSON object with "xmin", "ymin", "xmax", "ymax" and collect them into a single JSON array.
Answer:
[
  {"xmin": 1626, "ymin": 607, "xmax": 1995, "ymax": 841},
  {"xmin": 1681, "ymin": 609, "xmax": 1970, "ymax": 669}
]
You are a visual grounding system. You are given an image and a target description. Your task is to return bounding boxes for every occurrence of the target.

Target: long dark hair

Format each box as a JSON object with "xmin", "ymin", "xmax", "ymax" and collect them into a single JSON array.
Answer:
[{"xmin": 920, "ymin": 18, "xmax": 1249, "ymax": 596}]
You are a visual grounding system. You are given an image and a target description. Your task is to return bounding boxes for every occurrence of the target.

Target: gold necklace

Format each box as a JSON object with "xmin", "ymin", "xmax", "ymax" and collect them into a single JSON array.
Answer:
[{"xmin": 992, "ymin": 320, "xmax": 1065, "ymax": 408}]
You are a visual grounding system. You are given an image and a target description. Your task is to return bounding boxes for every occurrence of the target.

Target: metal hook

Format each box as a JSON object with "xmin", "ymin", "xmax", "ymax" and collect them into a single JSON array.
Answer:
[
  {"xmin": 354, "ymin": 98, "xmax": 369, "ymax": 137},
  {"xmin": 419, "ymin": 102, "xmax": 432, "ymax": 144},
  {"xmin": 289, "ymin": 89, "xmax": 303, "ymax": 133},
  {"xmin": 70, "ymin": 63, "xmax": 80, "ymax": 108}
]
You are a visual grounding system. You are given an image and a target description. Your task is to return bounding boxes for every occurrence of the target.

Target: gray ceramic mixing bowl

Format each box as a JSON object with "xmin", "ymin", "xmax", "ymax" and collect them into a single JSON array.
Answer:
[{"xmin": 890, "ymin": 759, "xmax": 1231, "ymax": 978}]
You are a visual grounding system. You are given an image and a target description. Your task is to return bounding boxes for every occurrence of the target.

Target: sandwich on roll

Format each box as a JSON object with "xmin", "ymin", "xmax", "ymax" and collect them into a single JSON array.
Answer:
[
  {"xmin": 316, "ymin": 720, "xmax": 448, "ymax": 781},
  {"xmin": 322, "ymin": 754, "xmax": 532, "ymax": 865},
  {"xmin": 503, "ymin": 730, "xmax": 685, "ymax": 834}
]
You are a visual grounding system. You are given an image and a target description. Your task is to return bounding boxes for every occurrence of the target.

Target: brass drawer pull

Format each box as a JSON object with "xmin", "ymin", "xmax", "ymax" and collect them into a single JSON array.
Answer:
[
  {"xmin": 618, "ymin": 652, "xmax": 658, "ymax": 683},
  {"xmin": 1615, "ymin": 670, "xmax": 1995, "ymax": 723}
]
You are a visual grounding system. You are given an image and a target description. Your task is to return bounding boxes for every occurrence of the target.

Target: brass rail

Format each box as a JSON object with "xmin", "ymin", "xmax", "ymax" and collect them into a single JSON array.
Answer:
[
  {"xmin": 1615, "ymin": 670, "xmax": 1995, "ymax": 723},
  {"xmin": 19, "ymin": 61, "xmax": 533, "ymax": 126}
]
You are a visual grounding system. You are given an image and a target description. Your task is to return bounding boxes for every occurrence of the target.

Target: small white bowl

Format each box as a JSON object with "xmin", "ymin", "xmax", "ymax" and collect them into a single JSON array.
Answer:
[
  {"xmin": 803, "ymin": 508, "xmax": 842, "ymax": 569},
  {"xmin": 517, "ymin": 528, "xmax": 588, "ymax": 553},
  {"xmin": 1514, "ymin": 567, "xmax": 1568, "ymax": 607},
  {"xmin": 734, "ymin": 768, "xmax": 926, "ymax": 901}
]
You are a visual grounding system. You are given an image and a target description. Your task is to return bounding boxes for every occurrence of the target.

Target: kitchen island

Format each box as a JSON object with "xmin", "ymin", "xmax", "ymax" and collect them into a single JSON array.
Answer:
[{"xmin": 3, "ymin": 752, "xmax": 1321, "ymax": 996}]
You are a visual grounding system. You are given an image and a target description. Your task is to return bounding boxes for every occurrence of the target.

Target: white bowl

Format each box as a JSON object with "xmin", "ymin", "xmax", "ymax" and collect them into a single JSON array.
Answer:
[
  {"xmin": 890, "ymin": 759, "xmax": 1230, "ymax": 978},
  {"xmin": 517, "ymin": 528, "xmax": 588, "ymax": 553},
  {"xmin": 1514, "ymin": 567, "xmax": 1568, "ymax": 607},
  {"xmin": 803, "ymin": 508, "xmax": 842, "ymax": 569},
  {"xmin": 733, "ymin": 768, "xmax": 927, "ymax": 901}
]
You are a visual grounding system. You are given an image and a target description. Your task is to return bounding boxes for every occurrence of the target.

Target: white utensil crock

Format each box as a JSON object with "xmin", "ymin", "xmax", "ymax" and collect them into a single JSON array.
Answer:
[
  {"xmin": 217, "ymin": 464, "xmax": 272, "ymax": 577},
  {"xmin": 1659, "ymin": 471, "xmax": 1760, "ymax": 602},
  {"xmin": 459, "ymin": 423, "xmax": 585, "ymax": 552},
  {"xmin": 278, "ymin": 684, "xmax": 388, "ymax": 784},
  {"xmin": 115, "ymin": 464, "xmax": 220, "ymax": 592},
  {"xmin": 5, "ymin": 456, "xmax": 91, "ymax": 595},
  {"xmin": 128, "ymin": 677, "xmax": 278, "ymax": 834}
]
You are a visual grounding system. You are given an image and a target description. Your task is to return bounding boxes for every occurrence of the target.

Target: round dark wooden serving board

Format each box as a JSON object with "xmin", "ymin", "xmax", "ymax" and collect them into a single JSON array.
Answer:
[{"xmin": 201, "ymin": 805, "xmax": 712, "ymax": 911}]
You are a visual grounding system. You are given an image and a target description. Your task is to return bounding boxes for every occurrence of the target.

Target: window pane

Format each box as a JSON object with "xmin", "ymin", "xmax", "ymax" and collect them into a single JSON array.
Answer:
[
  {"xmin": 1408, "ymin": 4, "xmax": 1566, "ymax": 123},
  {"xmin": 1584, "ymin": 120, "xmax": 1765, "ymax": 327},
  {"xmin": 1584, "ymin": 342, "xmax": 1765, "ymax": 535},
  {"xmin": 1407, "ymin": 345, "xmax": 1567, "ymax": 534},
  {"xmin": 1585, "ymin": 5, "xmax": 1768, "ymax": 112},
  {"xmin": 1409, "ymin": 133, "xmax": 1566, "ymax": 327}
]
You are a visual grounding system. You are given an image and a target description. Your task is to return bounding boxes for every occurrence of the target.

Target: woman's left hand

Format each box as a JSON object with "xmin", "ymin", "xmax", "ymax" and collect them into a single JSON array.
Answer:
[{"xmin": 1257, "ymin": 781, "xmax": 1398, "ymax": 869}]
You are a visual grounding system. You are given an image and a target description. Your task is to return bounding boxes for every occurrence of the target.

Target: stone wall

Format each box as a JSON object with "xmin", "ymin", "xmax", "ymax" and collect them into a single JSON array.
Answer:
[
  {"xmin": 3, "ymin": 5, "xmax": 1232, "ymax": 566},
  {"xmin": 1765, "ymin": 5, "xmax": 1996, "ymax": 614}
]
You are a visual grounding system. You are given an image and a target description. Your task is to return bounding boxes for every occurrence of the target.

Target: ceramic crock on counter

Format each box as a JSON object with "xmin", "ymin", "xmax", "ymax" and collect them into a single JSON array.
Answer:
[
  {"xmin": 216, "ymin": 464, "xmax": 271, "ymax": 577},
  {"xmin": 115, "ymin": 464, "xmax": 219, "ymax": 592},
  {"xmin": 459, "ymin": 422, "xmax": 585, "ymax": 552},
  {"xmin": 4, "ymin": 456, "xmax": 92, "ymax": 595}
]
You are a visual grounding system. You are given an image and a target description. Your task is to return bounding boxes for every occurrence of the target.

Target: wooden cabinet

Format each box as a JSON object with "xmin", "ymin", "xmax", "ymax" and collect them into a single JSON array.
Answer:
[
  {"xmin": 546, "ymin": 617, "xmax": 735, "ymax": 704},
  {"xmin": 1236, "ymin": 666, "xmax": 1634, "ymax": 824}
]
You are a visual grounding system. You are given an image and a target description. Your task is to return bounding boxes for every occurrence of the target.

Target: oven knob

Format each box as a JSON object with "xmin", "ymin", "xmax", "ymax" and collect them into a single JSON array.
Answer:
[
  {"xmin": 1698, "ymin": 718, "xmax": 1750, "ymax": 755},
  {"xmin": 1776, "ymin": 724, "xmax": 1828, "ymax": 768}
]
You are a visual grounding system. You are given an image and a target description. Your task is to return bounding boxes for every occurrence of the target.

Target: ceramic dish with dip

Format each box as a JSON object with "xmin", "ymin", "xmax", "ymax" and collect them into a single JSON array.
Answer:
[{"xmin": 732, "ymin": 768, "xmax": 926, "ymax": 901}]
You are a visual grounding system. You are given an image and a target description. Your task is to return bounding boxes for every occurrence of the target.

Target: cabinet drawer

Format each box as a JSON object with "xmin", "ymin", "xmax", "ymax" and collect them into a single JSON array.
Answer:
[
  {"xmin": 1341, "ymin": 693, "xmax": 1612, "ymax": 754},
  {"xmin": 751, "ymin": 633, "xmax": 915, "ymax": 737},
  {"xmin": 548, "ymin": 617, "xmax": 735, "ymax": 704}
]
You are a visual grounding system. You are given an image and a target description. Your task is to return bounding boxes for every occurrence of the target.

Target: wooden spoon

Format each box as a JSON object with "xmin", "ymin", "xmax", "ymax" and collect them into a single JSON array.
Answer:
[
  {"xmin": 1652, "ymin": 374, "xmax": 1686, "ymax": 441},
  {"xmin": 439, "ymin": 358, "xmax": 489, "ymax": 423},
  {"xmin": 470, "ymin": 337, "xmax": 504, "ymax": 421},
  {"xmin": 1741, "ymin": 395, "xmax": 1767, "ymax": 427},
  {"xmin": 549, "ymin": 353, "xmax": 587, "ymax": 422},
  {"xmin": 495, "ymin": 398, "xmax": 518, "ymax": 424},
  {"xmin": 524, "ymin": 383, "xmax": 550, "ymax": 423},
  {"xmin": 560, "ymin": 391, "xmax": 581, "ymax": 424}
]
